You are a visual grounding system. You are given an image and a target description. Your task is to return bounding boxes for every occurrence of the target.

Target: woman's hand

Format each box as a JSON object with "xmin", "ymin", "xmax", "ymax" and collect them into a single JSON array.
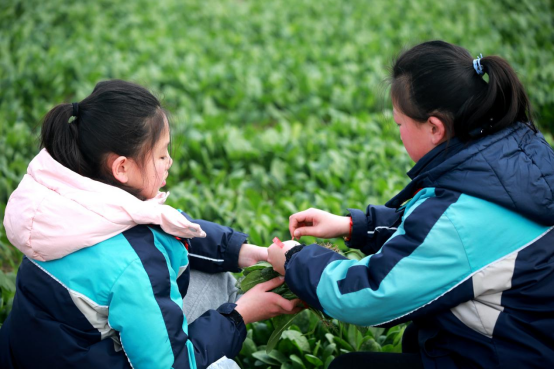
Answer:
[
  {"xmin": 235, "ymin": 276, "xmax": 304, "ymax": 324},
  {"xmin": 267, "ymin": 240, "xmax": 299, "ymax": 275},
  {"xmin": 289, "ymin": 208, "xmax": 351, "ymax": 239},
  {"xmin": 238, "ymin": 243, "xmax": 268, "ymax": 268}
]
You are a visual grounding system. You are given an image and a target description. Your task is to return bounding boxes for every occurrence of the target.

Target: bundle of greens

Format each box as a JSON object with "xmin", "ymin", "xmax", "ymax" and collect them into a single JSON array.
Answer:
[
  {"xmin": 236, "ymin": 261, "xmax": 322, "ymax": 353},
  {"xmin": 236, "ymin": 243, "xmax": 366, "ymax": 353},
  {"xmin": 236, "ymin": 261, "xmax": 297, "ymax": 300}
]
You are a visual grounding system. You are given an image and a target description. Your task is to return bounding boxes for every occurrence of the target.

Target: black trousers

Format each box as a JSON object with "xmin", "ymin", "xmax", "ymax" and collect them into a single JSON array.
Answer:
[{"xmin": 329, "ymin": 323, "xmax": 424, "ymax": 369}]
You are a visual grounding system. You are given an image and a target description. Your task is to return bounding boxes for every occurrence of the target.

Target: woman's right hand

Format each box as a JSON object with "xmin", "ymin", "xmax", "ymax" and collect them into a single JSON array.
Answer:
[
  {"xmin": 289, "ymin": 208, "xmax": 351, "ymax": 240},
  {"xmin": 235, "ymin": 277, "xmax": 304, "ymax": 324}
]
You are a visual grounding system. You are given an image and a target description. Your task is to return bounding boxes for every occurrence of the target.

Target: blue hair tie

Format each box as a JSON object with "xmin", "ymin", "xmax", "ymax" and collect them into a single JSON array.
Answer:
[{"xmin": 473, "ymin": 53, "xmax": 484, "ymax": 75}]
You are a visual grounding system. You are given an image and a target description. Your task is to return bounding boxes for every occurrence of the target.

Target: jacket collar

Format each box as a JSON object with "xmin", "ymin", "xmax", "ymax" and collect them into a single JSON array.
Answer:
[
  {"xmin": 386, "ymin": 138, "xmax": 467, "ymax": 208},
  {"xmin": 386, "ymin": 123, "xmax": 554, "ymax": 226}
]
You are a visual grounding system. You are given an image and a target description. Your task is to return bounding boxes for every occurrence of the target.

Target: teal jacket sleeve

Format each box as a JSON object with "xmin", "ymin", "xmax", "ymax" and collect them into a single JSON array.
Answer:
[
  {"xmin": 108, "ymin": 258, "xmax": 196, "ymax": 369},
  {"xmin": 109, "ymin": 226, "xmax": 246, "ymax": 369},
  {"xmin": 285, "ymin": 189, "xmax": 474, "ymax": 326}
]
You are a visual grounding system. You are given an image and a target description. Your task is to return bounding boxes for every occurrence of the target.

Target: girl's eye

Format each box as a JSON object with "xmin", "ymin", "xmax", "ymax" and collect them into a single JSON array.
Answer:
[{"xmin": 161, "ymin": 156, "xmax": 167, "ymax": 160}]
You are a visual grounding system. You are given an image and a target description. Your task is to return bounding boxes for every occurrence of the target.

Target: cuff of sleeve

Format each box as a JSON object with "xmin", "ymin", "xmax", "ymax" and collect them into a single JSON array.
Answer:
[
  {"xmin": 284, "ymin": 245, "xmax": 306, "ymax": 270},
  {"xmin": 217, "ymin": 303, "xmax": 246, "ymax": 331},
  {"xmin": 284, "ymin": 244, "xmax": 346, "ymax": 312},
  {"xmin": 345, "ymin": 208, "xmax": 368, "ymax": 248},
  {"xmin": 222, "ymin": 231, "xmax": 249, "ymax": 273}
]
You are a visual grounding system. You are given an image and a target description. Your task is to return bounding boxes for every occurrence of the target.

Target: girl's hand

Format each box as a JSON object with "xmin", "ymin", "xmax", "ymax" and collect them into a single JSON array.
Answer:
[
  {"xmin": 289, "ymin": 208, "xmax": 350, "ymax": 239},
  {"xmin": 238, "ymin": 243, "xmax": 268, "ymax": 268},
  {"xmin": 235, "ymin": 276, "xmax": 304, "ymax": 324},
  {"xmin": 267, "ymin": 240, "xmax": 299, "ymax": 275}
]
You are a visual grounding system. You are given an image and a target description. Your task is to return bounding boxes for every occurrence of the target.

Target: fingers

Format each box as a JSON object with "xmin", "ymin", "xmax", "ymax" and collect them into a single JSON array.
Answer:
[
  {"xmin": 274, "ymin": 296, "xmax": 306, "ymax": 314},
  {"xmin": 289, "ymin": 216, "xmax": 299, "ymax": 240},
  {"xmin": 238, "ymin": 280, "xmax": 306, "ymax": 322},
  {"xmin": 257, "ymin": 276, "xmax": 285, "ymax": 291},
  {"xmin": 289, "ymin": 208, "xmax": 315, "ymax": 239},
  {"xmin": 289, "ymin": 207, "xmax": 335, "ymax": 238},
  {"xmin": 289, "ymin": 298, "xmax": 307, "ymax": 309},
  {"xmin": 290, "ymin": 306, "xmax": 305, "ymax": 314},
  {"xmin": 293, "ymin": 225, "xmax": 317, "ymax": 239}
]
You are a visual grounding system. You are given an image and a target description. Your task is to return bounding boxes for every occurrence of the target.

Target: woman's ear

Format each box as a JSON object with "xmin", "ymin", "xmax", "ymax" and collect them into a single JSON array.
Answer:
[
  {"xmin": 109, "ymin": 154, "xmax": 130, "ymax": 184},
  {"xmin": 427, "ymin": 116, "xmax": 447, "ymax": 145}
]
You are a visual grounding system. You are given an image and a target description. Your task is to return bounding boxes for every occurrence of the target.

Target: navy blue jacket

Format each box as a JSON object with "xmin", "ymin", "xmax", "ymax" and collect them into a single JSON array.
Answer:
[
  {"xmin": 285, "ymin": 123, "xmax": 554, "ymax": 369},
  {"xmin": 0, "ymin": 213, "xmax": 248, "ymax": 369}
]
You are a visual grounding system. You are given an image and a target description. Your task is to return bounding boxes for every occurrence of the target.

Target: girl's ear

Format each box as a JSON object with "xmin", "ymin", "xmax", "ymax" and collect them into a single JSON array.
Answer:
[
  {"xmin": 427, "ymin": 116, "xmax": 447, "ymax": 145},
  {"xmin": 109, "ymin": 154, "xmax": 130, "ymax": 184}
]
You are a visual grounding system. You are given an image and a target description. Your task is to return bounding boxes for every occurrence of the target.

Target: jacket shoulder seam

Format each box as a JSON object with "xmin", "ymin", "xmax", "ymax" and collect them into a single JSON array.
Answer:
[
  {"xmin": 518, "ymin": 133, "xmax": 554, "ymax": 200},
  {"xmin": 108, "ymin": 257, "xmax": 144, "ymax": 294},
  {"xmin": 442, "ymin": 210, "xmax": 473, "ymax": 271},
  {"xmin": 477, "ymin": 151, "xmax": 518, "ymax": 209}
]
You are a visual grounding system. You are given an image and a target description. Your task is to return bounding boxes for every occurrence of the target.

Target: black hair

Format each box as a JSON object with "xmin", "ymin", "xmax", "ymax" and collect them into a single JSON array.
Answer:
[
  {"xmin": 390, "ymin": 40, "xmax": 536, "ymax": 141},
  {"xmin": 40, "ymin": 79, "xmax": 169, "ymax": 199}
]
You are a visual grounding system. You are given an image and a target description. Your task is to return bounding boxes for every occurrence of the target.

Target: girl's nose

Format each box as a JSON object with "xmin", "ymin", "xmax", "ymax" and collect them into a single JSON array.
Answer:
[{"xmin": 168, "ymin": 156, "xmax": 173, "ymax": 168}]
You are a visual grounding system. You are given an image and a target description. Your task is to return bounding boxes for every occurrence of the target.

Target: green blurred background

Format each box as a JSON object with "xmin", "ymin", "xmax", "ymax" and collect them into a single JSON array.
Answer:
[{"xmin": 1, "ymin": 0, "xmax": 553, "ymax": 366}]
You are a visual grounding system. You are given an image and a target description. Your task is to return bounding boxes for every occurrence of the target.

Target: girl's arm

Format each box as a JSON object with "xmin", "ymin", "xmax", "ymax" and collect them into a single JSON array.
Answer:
[
  {"xmin": 108, "ymin": 225, "xmax": 245, "ymax": 369},
  {"xmin": 108, "ymin": 226, "xmax": 244, "ymax": 369},
  {"xmin": 109, "ymin": 258, "xmax": 245, "ymax": 369},
  {"xmin": 109, "ymin": 230, "xmax": 300, "ymax": 369},
  {"xmin": 179, "ymin": 211, "xmax": 248, "ymax": 273}
]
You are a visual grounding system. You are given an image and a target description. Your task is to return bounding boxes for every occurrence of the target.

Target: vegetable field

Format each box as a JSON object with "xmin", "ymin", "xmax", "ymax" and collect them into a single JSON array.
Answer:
[{"xmin": 1, "ymin": 0, "xmax": 552, "ymax": 367}]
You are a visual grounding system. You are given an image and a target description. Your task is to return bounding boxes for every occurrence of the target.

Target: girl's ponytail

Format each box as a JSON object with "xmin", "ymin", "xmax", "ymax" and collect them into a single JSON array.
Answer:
[
  {"xmin": 39, "ymin": 80, "xmax": 166, "ymax": 199},
  {"xmin": 40, "ymin": 102, "xmax": 91, "ymax": 176},
  {"xmin": 472, "ymin": 56, "xmax": 536, "ymax": 136},
  {"xmin": 391, "ymin": 41, "xmax": 537, "ymax": 141}
]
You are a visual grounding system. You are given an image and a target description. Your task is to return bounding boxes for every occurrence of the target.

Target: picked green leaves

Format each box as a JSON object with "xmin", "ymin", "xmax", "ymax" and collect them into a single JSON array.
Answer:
[
  {"xmin": 236, "ymin": 261, "xmax": 298, "ymax": 298},
  {"xmin": 237, "ymin": 262, "xmax": 302, "ymax": 352}
]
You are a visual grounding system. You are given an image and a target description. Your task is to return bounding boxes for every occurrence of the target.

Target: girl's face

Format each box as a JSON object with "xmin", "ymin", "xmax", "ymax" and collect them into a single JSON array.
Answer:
[
  {"xmin": 127, "ymin": 122, "xmax": 173, "ymax": 200},
  {"xmin": 393, "ymin": 107, "xmax": 437, "ymax": 163}
]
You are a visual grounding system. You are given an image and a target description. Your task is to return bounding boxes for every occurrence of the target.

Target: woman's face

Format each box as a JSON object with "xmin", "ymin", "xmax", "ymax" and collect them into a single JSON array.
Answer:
[{"xmin": 393, "ymin": 107, "xmax": 438, "ymax": 163}]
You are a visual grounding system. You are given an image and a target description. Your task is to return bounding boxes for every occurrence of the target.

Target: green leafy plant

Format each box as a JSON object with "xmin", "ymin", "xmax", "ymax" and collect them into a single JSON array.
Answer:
[
  {"xmin": 235, "ymin": 246, "xmax": 404, "ymax": 367},
  {"xmin": 237, "ymin": 310, "xmax": 406, "ymax": 369},
  {"xmin": 0, "ymin": 270, "xmax": 16, "ymax": 328},
  {"xmin": 1, "ymin": 0, "xmax": 552, "ymax": 365},
  {"xmin": 237, "ymin": 261, "xmax": 333, "ymax": 354}
]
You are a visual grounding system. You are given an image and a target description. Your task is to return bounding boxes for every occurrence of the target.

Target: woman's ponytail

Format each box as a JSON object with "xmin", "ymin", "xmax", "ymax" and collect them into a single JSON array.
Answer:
[{"xmin": 40, "ymin": 102, "xmax": 91, "ymax": 176}]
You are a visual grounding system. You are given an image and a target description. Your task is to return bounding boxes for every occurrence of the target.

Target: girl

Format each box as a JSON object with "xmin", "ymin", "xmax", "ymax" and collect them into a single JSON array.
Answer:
[
  {"xmin": 268, "ymin": 41, "xmax": 554, "ymax": 369},
  {"xmin": 0, "ymin": 80, "xmax": 302, "ymax": 369}
]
